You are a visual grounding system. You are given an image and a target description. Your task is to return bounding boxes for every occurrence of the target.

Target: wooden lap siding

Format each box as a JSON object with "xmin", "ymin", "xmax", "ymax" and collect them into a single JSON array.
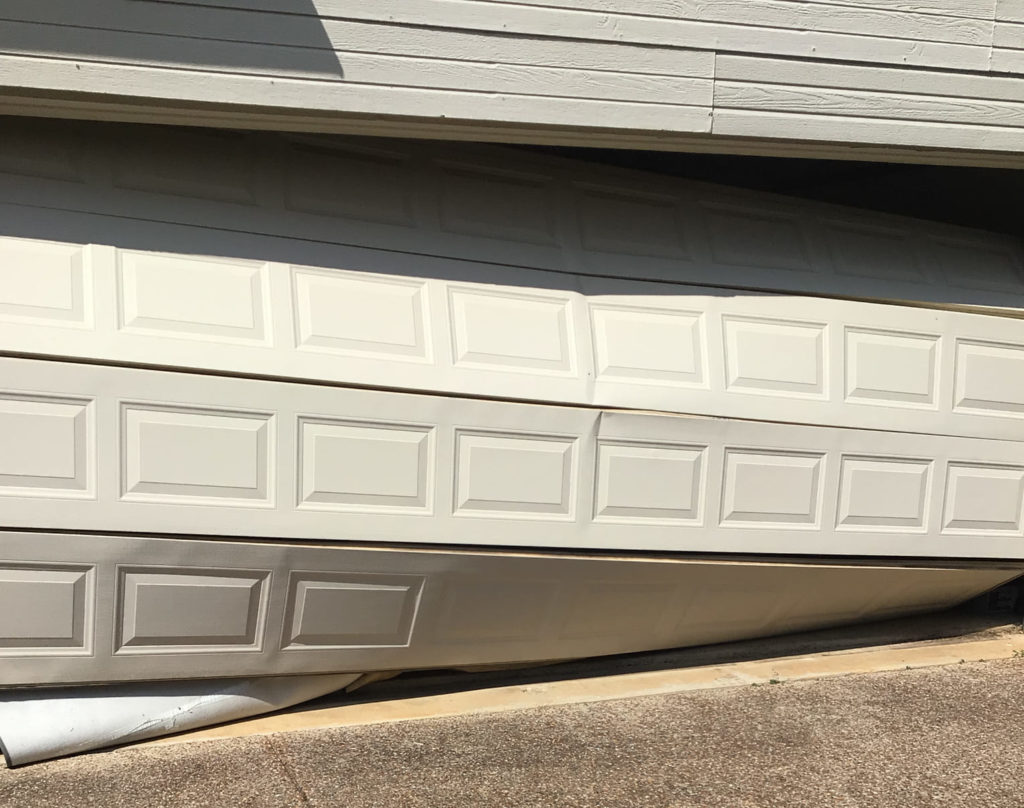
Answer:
[{"xmin": 2, "ymin": 1, "xmax": 1024, "ymax": 162}]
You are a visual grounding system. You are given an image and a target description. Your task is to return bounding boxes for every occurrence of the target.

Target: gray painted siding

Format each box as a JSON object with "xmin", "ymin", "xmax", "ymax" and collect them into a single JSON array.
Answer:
[{"xmin": 2, "ymin": 0, "xmax": 1024, "ymax": 163}]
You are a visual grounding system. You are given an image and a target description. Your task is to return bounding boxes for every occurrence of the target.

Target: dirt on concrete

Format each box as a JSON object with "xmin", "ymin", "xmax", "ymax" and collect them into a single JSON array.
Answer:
[{"xmin": 4, "ymin": 655, "xmax": 1024, "ymax": 808}]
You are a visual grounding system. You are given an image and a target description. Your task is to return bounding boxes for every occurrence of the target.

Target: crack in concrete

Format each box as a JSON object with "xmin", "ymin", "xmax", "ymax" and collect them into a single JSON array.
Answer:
[{"xmin": 260, "ymin": 734, "xmax": 311, "ymax": 808}]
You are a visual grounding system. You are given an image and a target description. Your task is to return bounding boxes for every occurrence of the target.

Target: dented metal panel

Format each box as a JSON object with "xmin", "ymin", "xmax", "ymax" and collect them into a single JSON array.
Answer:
[{"xmin": 0, "ymin": 530, "xmax": 1017, "ymax": 687}]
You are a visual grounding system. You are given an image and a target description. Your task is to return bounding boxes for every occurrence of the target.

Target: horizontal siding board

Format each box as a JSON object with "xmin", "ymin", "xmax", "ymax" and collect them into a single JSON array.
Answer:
[
  {"xmin": 0, "ymin": 19, "xmax": 347, "ymax": 80},
  {"xmin": 715, "ymin": 80, "xmax": 1024, "ymax": 128},
  {"xmin": 158, "ymin": 0, "xmax": 1001, "ymax": 20},
  {"xmin": 0, "ymin": 1, "xmax": 351, "ymax": 57},
  {"xmin": 0, "ymin": 0, "xmax": 360, "ymax": 51},
  {"xmin": 468, "ymin": 0, "xmax": 993, "ymax": 45},
  {"xmin": 997, "ymin": 0, "xmax": 1024, "ymax": 22},
  {"xmin": 717, "ymin": 54, "xmax": 1024, "ymax": 103},
  {"xmin": 318, "ymin": 53, "xmax": 712, "ymax": 105},
  {"xmin": 994, "ymin": 21, "xmax": 1024, "ymax": 47},
  {"xmin": 0, "ymin": 10, "xmax": 714, "ymax": 78},
  {"xmin": 0, "ymin": 53, "xmax": 713, "ymax": 133},
  {"xmin": 143, "ymin": 0, "xmax": 992, "ymax": 70},
  {"xmin": 317, "ymin": 19, "xmax": 712, "ymax": 78},
  {"xmin": 991, "ymin": 47, "xmax": 1024, "ymax": 74},
  {"xmin": 791, "ymin": 0, "xmax": 994, "ymax": 18},
  {"xmin": 0, "ymin": 21, "xmax": 711, "ymax": 106},
  {"xmin": 712, "ymin": 108, "xmax": 1024, "ymax": 152}
]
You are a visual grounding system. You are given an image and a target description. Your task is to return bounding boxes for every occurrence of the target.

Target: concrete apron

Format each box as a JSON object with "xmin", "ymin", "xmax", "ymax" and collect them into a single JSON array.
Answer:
[{"xmin": 143, "ymin": 630, "xmax": 1024, "ymax": 748}]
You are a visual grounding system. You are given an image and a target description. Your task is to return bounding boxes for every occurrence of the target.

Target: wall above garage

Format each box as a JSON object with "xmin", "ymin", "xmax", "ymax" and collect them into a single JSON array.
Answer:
[{"xmin": 4, "ymin": 0, "xmax": 1024, "ymax": 166}]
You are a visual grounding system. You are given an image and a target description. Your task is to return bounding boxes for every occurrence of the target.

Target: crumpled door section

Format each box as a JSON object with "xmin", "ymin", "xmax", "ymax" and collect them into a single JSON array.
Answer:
[{"xmin": 0, "ymin": 674, "xmax": 358, "ymax": 767}]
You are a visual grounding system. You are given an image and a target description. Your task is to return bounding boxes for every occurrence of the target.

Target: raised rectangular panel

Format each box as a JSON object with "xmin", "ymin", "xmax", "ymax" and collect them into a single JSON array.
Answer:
[
  {"xmin": 721, "ymin": 450, "xmax": 824, "ymax": 528},
  {"xmin": 705, "ymin": 203, "xmax": 811, "ymax": 271},
  {"xmin": 0, "ymin": 394, "xmax": 91, "ymax": 496},
  {"xmin": 0, "ymin": 566, "xmax": 91, "ymax": 652},
  {"xmin": 590, "ymin": 305, "xmax": 705, "ymax": 387},
  {"xmin": 117, "ymin": 567, "xmax": 268, "ymax": 652},
  {"xmin": 121, "ymin": 404, "xmax": 272, "ymax": 504},
  {"xmin": 595, "ymin": 441, "xmax": 705, "ymax": 523},
  {"xmin": 292, "ymin": 267, "xmax": 429, "ymax": 360},
  {"xmin": 283, "ymin": 572, "xmax": 423, "ymax": 649},
  {"xmin": 954, "ymin": 340, "xmax": 1024, "ymax": 417},
  {"xmin": 113, "ymin": 132, "xmax": 256, "ymax": 205},
  {"xmin": 578, "ymin": 186, "xmax": 688, "ymax": 258},
  {"xmin": 837, "ymin": 457, "xmax": 932, "ymax": 531},
  {"xmin": 118, "ymin": 251, "xmax": 269, "ymax": 344},
  {"xmin": 284, "ymin": 145, "xmax": 415, "ymax": 226},
  {"xmin": 824, "ymin": 222, "xmax": 925, "ymax": 282},
  {"xmin": 0, "ymin": 238, "xmax": 88, "ymax": 325},
  {"xmin": 439, "ymin": 163, "xmax": 557, "ymax": 245},
  {"xmin": 932, "ymin": 240, "xmax": 1024, "ymax": 292},
  {"xmin": 943, "ymin": 464, "xmax": 1024, "ymax": 534},
  {"xmin": 454, "ymin": 430, "xmax": 576, "ymax": 519},
  {"xmin": 723, "ymin": 316, "xmax": 826, "ymax": 398},
  {"xmin": 298, "ymin": 418, "xmax": 433, "ymax": 512},
  {"xmin": 845, "ymin": 329, "xmax": 938, "ymax": 408},
  {"xmin": 449, "ymin": 287, "xmax": 575, "ymax": 375}
]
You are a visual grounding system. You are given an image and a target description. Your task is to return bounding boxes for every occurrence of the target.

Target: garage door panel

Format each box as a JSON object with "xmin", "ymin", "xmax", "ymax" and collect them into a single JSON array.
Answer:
[
  {"xmin": 1, "ymin": 234, "xmax": 1022, "ymax": 440},
  {"xmin": 1, "ymin": 356, "xmax": 1023, "ymax": 560},
  {"xmin": 0, "ymin": 531, "xmax": 1018, "ymax": 687}
]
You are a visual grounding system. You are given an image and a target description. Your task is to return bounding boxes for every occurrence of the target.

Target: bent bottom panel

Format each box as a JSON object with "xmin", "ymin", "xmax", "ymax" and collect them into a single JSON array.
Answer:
[{"xmin": 0, "ymin": 531, "xmax": 1018, "ymax": 687}]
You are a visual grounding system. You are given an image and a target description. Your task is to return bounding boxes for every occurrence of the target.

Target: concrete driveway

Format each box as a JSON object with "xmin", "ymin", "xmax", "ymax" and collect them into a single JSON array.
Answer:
[{"xmin": 4, "ymin": 646, "xmax": 1024, "ymax": 807}]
